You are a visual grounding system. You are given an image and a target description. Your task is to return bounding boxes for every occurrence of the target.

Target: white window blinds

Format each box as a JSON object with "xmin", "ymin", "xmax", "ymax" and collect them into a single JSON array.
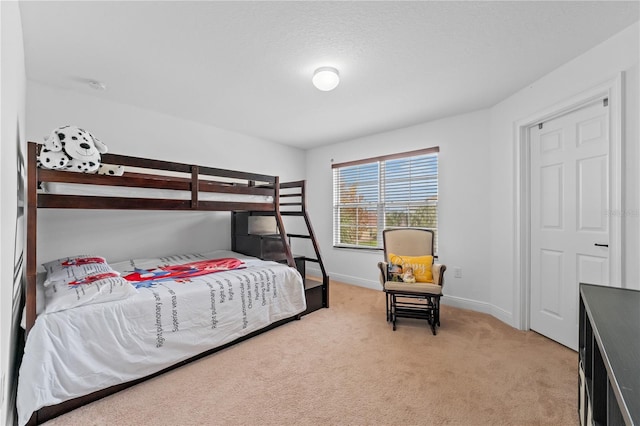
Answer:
[{"xmin": 332, "ymin": 147, "xmax": 439, "ymax": 250}]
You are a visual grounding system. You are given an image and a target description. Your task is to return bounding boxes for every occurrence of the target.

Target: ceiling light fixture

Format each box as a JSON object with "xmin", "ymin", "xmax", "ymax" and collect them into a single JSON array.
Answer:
[
  {"xmin": 88, "ymin": 80, "xmax": 107, "ymax": 91},
  {"xmin": 312, "ymin": 67, "xmax": 340, "ymax": 91}
]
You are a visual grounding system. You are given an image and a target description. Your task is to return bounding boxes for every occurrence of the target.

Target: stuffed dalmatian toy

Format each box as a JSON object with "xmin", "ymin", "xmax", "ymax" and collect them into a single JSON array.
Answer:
[{"xmin": 38, "ymin": 125, "xmax": 113, "ymax": 174}]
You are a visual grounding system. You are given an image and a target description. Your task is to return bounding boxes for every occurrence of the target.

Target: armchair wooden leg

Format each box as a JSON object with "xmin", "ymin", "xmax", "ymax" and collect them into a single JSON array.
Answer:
[
  {"xmin": 430, "ymin": 296, "xmax": 440, "ymax": 335},
  {"xmin": 386, "ymin": 292, "xmax": 391, "ymax": 322},
  {"xmin": 430, "ymin": 306, "xmax": 437, "ymax": 335},
  {"xmin": 391, "ymin": 293, "xmax": 397, "ymax": 331}
]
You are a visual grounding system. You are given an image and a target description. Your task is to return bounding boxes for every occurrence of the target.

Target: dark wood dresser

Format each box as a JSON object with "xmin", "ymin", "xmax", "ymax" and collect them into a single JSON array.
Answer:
[{"xmin": 579, "ymin": 284, "xmax": 640, "ymax": 425}]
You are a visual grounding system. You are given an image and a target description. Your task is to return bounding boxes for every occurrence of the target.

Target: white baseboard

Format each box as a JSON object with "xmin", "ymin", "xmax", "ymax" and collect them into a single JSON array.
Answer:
[
  {"xmin": 314, "ymin": 268, "xmax": 515, "ymax": 326},
  {"xmin": 441, "ymin": 294, "xmax": 492, "ymax": 314},
  {"xmin": 307, "ymin": 267, "xmax": 381, "ymax": 291},
  {"xmin": 441, "ymin": 295, "xmax": 514, "ymax": 326}
]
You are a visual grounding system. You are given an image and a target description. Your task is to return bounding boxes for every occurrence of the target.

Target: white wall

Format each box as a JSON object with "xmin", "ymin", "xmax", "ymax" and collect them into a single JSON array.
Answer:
[
  {"xmin": 1, "ymin": 2, "xmax": 27, "ymax": 424},
  {"xmin": 305, "ymin": 22, "xmax": 639, "ymax": 330},
  {"xmin": 489, "ymin": 22, "xmax": 640, "ymax": 328},
  {"xmin": 305, "ymin": 110, "xmax": 494, "ymax": 313},
  {"xmin": 27, "ymin": 82, "xmax": 306, "ymax": 264}
]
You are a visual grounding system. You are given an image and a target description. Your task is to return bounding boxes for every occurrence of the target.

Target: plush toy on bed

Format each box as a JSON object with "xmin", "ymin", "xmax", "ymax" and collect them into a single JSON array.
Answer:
[{"xmin": 38, "ymin": 125, "xmax": 118, "ymax": 174}]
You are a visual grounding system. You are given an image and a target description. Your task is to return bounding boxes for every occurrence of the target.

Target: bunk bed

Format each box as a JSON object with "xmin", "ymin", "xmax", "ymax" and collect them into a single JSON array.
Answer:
[{"xmin": 18, "ymin": 142, "xmax": 325, "ymax": 425}]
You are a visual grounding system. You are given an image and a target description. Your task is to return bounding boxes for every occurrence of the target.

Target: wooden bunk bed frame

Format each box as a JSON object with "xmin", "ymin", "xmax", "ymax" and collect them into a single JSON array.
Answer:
[{"xmin": 23, "ymin": 141, "xmax": 302, "ymax": 424}]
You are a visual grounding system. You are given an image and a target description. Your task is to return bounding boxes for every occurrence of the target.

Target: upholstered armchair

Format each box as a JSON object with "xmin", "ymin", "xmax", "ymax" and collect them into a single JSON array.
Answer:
[{"xmin": 377, "ymin": 228, "xmax": 446, "ymax": 334}]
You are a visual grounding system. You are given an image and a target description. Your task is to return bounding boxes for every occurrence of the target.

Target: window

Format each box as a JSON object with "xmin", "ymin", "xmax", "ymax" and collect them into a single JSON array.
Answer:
[{"xmin": 332, "ymin": 147, "xmax": 439, "ymax": 250}]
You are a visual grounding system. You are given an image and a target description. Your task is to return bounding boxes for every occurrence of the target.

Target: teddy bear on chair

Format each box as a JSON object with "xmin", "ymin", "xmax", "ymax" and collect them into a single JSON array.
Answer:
[
  {"xmin": 38, "ymin": 125, "xmax": 108, "ymax": 173},
  {"xmin": 402, "ymin": 266, "xmax": 417, "ymax": 283}
]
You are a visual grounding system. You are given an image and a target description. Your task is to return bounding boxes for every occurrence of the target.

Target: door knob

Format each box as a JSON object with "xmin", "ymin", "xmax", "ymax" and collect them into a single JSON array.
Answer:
[{"xmin": 594, "ymin": 243, "xmax": 609, "ymax": 247}]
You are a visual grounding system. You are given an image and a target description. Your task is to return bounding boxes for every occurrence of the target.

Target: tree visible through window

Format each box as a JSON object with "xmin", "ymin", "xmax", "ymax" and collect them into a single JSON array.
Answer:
[{"xmin": 332, "ymin": 147, "xmax": 439, "ymax": 250}]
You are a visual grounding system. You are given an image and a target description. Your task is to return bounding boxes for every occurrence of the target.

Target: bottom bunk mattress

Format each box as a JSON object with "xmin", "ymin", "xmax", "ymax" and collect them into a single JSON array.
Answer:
[{"xmin": 17, "ymin": 251, "xmax": 305, "ymax": 426}]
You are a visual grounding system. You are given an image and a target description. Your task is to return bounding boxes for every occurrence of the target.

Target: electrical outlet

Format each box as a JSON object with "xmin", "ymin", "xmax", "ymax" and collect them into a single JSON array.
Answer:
[{"xmin": 454, "ymin": 267, "xmax": 462, "ymax": 278}]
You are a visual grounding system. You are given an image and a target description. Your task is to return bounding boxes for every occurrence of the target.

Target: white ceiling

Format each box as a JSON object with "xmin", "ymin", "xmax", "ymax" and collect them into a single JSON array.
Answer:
[{"xmin": 19, "ymin": 1, "xmax": 639, "ymax": 149}]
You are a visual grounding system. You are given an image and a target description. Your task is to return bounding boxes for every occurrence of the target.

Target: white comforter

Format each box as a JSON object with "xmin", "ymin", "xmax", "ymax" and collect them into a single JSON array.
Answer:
[{"xmin": 17, "ymin": 252, "xmax": 305, "ymax": 426}]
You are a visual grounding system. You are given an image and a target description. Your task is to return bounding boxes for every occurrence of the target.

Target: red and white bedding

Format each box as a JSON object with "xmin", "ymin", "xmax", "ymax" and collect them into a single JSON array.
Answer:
[{"xmin": 17, "ymin": 251, "xmax": 305, "ymax": 426}]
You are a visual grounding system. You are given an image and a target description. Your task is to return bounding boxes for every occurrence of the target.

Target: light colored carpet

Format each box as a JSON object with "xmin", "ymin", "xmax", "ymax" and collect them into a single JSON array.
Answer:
[{"xmin": 44, "ymin": 281, "xmax": 577, "ymax": 425}]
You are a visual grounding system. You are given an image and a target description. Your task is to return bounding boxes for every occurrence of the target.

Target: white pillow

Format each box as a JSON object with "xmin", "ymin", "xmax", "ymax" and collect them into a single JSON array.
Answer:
[
  {"xmin": 42, "ymin": 255, "xmax": 118, "ymax": 287},
  {"xmin": 44, "ymin": 274, "xmax": 137, "ymax": 314}
]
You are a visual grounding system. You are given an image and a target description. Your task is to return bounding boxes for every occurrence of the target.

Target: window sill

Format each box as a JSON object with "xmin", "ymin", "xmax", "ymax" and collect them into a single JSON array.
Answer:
[{"xmin": 333, "ymin": 245, "xmax": 383, "ymax": 252}]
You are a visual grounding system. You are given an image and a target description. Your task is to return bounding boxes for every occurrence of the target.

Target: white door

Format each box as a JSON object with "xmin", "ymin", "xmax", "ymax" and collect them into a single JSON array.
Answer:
[{"xmin": 530, "ymin": 99, "xmax": 610, "ymax": 350}]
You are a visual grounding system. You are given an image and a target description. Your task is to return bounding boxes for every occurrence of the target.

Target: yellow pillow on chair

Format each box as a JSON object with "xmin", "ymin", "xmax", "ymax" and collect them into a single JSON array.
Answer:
[{"xmin": 388, "ymin": 253, "xmax": 434, "ymax": 283}]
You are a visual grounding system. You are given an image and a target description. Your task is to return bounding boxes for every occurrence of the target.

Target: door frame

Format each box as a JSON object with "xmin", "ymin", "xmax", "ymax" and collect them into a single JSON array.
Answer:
[{"xmin": 514, "ymin": 73, "xmax": 623, "ymax": 331}]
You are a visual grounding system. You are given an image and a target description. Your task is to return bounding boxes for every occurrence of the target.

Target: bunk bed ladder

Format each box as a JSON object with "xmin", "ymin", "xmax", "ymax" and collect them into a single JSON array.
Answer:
[
  {"xmin": 231, "ymin": 180, "xmax": 329, "ymax": 314},
  {"xmin": 279, "ymin": 180, "xmax": 329, "ymax": 312}
]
